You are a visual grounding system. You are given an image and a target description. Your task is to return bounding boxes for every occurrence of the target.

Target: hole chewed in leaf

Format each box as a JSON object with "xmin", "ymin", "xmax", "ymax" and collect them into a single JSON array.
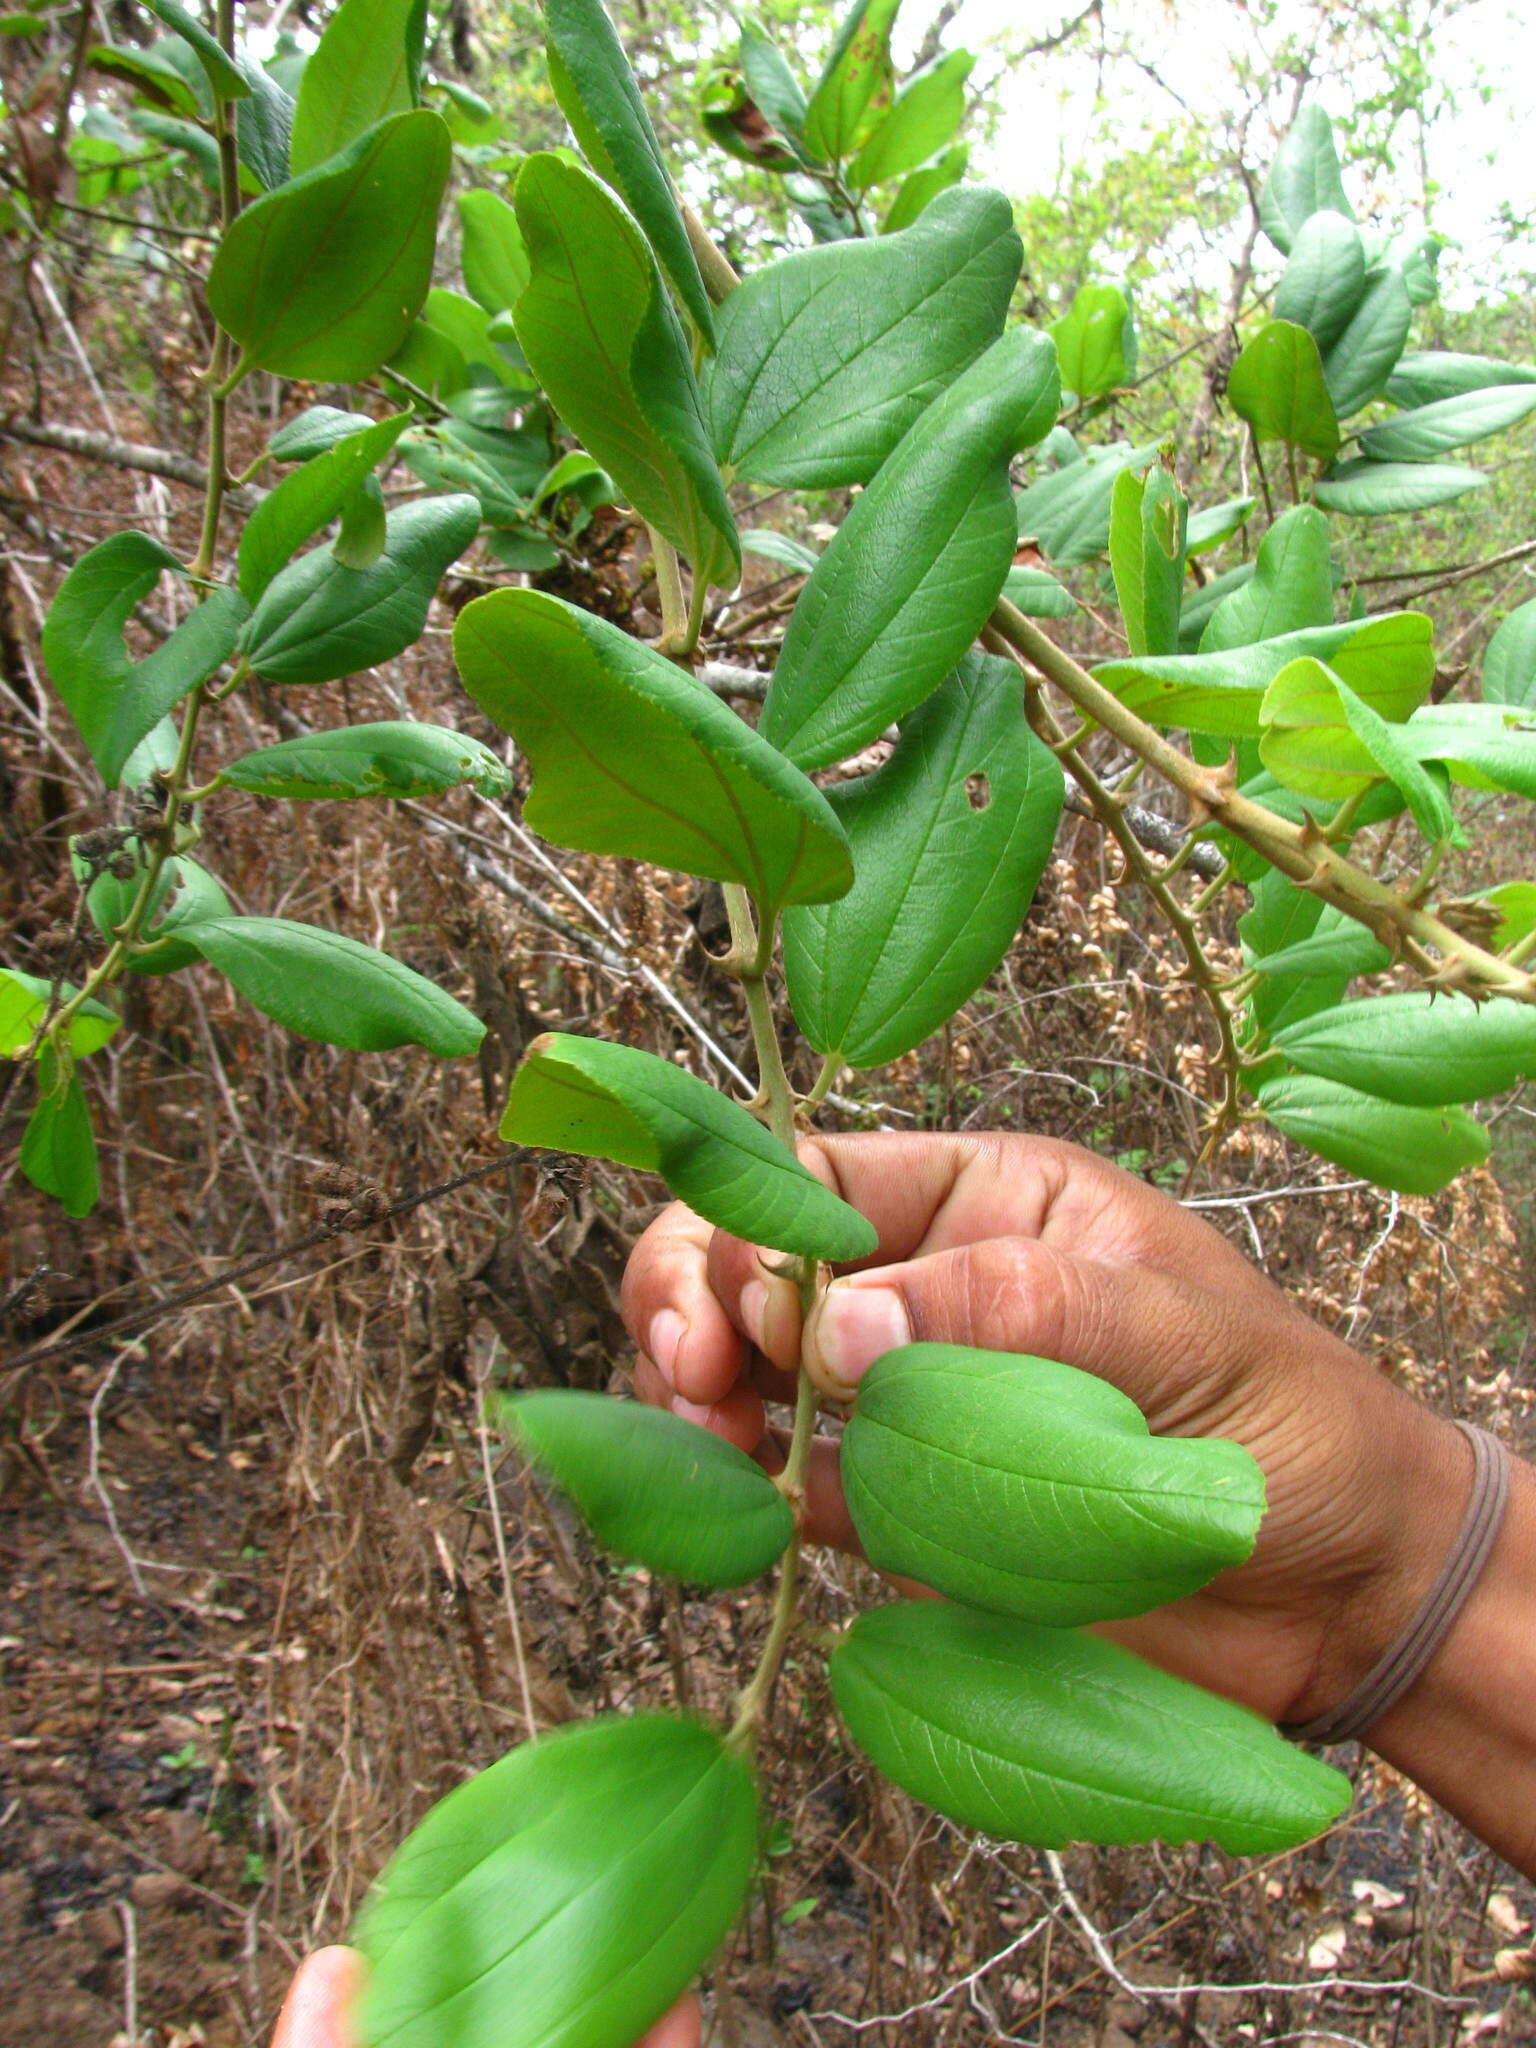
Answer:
[{"xmin": 964, "ymin": 771, "xmax": 991, "ymax": 811}]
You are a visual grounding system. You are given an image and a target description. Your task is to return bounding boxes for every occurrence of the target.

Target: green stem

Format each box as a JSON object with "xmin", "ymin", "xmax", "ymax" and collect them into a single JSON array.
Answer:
[
  {"xmin": 648, "ymin": 527, "xmax": 690, "ymax": 655},
  {"xmin": 804, "ymin": 1052, "xmax": 842, "ymax": 1109}
]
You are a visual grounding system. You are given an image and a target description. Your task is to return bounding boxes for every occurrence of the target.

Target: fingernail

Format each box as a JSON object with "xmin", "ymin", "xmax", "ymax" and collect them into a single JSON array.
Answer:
[
  {"xmin": 740, "ymin": 1278, "xmax": 771, "ymax": 1353},
  {"xmin": 648, "ymin": 1309, "xmax": 687, "ymax": 1387},
  {"xmin": 808, "ymin": 1281, "xmax": 910, "ymax": 1390}
]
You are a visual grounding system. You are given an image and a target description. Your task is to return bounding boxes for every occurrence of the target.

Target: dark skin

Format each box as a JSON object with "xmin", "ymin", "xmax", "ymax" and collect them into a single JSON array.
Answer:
[{"xmin": 275, "ymin": 1132, "xmax": 1536, "ymax": 2040}]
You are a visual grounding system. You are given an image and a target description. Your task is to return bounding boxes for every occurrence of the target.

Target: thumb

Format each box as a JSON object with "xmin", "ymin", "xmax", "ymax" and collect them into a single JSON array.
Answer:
[{"xmin": 802, "ymin": 1235, "xmax": 1223, "ymax": 1417}]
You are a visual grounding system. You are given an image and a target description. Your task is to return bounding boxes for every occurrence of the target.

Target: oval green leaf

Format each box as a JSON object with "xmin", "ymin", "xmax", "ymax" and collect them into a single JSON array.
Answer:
[
  {"xmin": 1256, "ymin": 1074, "xmax": 1488, "ymax": 1194},
  {"xmin": 1097, "ymin": 612, "xmax": 1433, "ymax": 738},
  {"xmin": 1313, "ymin": 459, "xmax": 1487, "ymax": 517},
  {"xmin": 1259, "ymin": 103, "xmax": 1351, "ymax": 255},
  {"xmin": 762, "ymin": 325, "xmax": 1060, "ymax": 769},
  {"xmin": 1359, "ymin": 385, "xmax": 1536, "ymax": 462},
  {"xmin": 241, "ymin": 495, "xmax": 479, "ymax": 685},
  {"xmin": 41, "ymin": 533, "xmax": 249, "ymax": 786},
  {"xmin": 220, "ymin": 722, "xmax": 512, "ymax": 801},
  {"xmin": 1050, "ymin": 283, "xmax": 1136, "ymax": 402},
  {"xmin": 1227, "ymin": 320, "xmax": 1340, "ymax": 461},
  {"xmin": 803, "ymin": 0, "xmax": 901, "ymax": 161},
  {"xmin": 1272, "ymin": 210, "xmax": 1366, "ymax": 354},
  {"xmin": 501, "ymin": 1033, "xmax": 877, "ymax": 1262},
  {"xmin": 705, "ymin": 184, "xmax": 1021, "ymax": 489},
  {"xmin": 1321, "ymin": 263, "xmax": 1412, "ymax": 420},
  {"xmin": 268, "ymin": 405, "xmax": 378, "ymax": 462},
  {"xmin": 1, "ymin": 966, "xmax": 119, "ymax": 1056},
  {"xmin": 503, "ymin": 1390, "xmax": 792, "ymax": 1585},
  {"xmin": 20, "ymin": 1048, "xmax": 99, "ymax": 1218},
  {"xmin": 541, "ymin": 0, "xmax": 714, "ymax": 343},
  {"xmin": 207, "ymin": 109, "xmax": 450, "ymax": 381},
  {"xmin": 237, "ymin": 414, "xmax": 408, "ymax": 602},
  {"xmin": 1109, "ymin": 465, "xmax": 1186, "ymax": 658},
  {"xmin": 512, "ymin": 154, "xmax": 738, "ymax": 589},
  {"xmin": 289, "ymin": 0, "xmax": 424, "ymax": 174},
  {"xmin": 848, "ymin": 47, "xmax": 971, "ymax": 189},
  {"xmin": 353, "ymin": 1713, "xmax": 759, "ymax": 2048},
  {"xmin": 1386, "ymin": 351, "xmax": 1536, "ymax": 408},
  {"xmin": 454, "ymin": 588, "xmax": 851, "ymax": 915},
  {"xmin": 1015, "ymin": 439, "xmax": 1160, "ymax": 569},
  {"xmin": 1274, "ymin": 990, "xmax": 1536, "ymax": 1106},
  {"xmin": 842, "ymin": 1345, "xmax": 1265, "ymax": 1624},
  {"xmin": 1483, "ymin": 598, "xmax": 1536, "ymax": 711},
  {"xmin": 176, "ymin": 916, "xmax": 484, "ymax": 1056},
  {"xmin": 830, "ymin": 1600, "xmax": 1350, "ymax": 1853},
  {"xmin": 784, "ymin": 654, "xmax": 1063, "ymax": 1068},
  {"xmin": 457, "ymin": 189, "xmax": 531, "ymax": 315},
  {"xmin": 1200, "ymin": 504, "xmax": 1333, "ymax": 654}
]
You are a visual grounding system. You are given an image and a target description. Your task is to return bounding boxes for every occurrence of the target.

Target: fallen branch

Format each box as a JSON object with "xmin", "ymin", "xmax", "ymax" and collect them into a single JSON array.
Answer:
[{"xmin": 2, "ymin": 415, "xmax": 259, "ymax": 509}]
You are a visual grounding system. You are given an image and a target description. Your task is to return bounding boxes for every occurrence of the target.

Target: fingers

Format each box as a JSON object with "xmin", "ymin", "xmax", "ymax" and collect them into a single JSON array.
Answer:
[
  {"xmin": 622, "ymin": 1202, "xmax": 747, "ymax": 1405},
  {"xmin": 635, "ymin": 1350, "xmax": 765, "ymax": 1454},
  {"xmin": 802, "ymin": 1232, "xmax": 1249, "ymax": 1428},
  {"xmin": 638, "ymin": 1995, "xmax": 702, "ymax": 2048},
  {"xmin": 271, "ymin": 1948, "xmax": 365, "ymax": 2048}
]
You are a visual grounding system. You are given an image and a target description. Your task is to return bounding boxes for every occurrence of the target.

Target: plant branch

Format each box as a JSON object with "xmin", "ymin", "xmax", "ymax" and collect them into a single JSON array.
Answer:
[
  {"xmin": 0, "ymin": 417, "xmax": 259, "ymax": 508},
  {"xmin": 988, "ymin": 599, "xmax": 1536, "ymax": 1004}
]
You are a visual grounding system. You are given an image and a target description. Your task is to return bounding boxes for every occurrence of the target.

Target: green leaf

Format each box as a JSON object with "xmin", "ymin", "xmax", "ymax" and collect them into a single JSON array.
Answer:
[
  {"xmin": 1483, "ymin": 599, "xmax": 1536, "ymax": 709},
  {"xmin": 1246, "ymin": 907, "xmax": 1389, "ymax": 982},
  {"xmin": 1049, "ymin": 283, "xmax": 1136, "ymax": 401},
  {"xmin": 1313, "ymin": 459, "xmax": 1487, "ymax": 516},
  {"xmin": 882, "ymin": 142, "xmax": 967, "ymax": 231},
  {"xmin": 1109, "ymin": 465, "xmax": 1186, "ymax": 658},
  {"xmin": 457, "ymin": 188, "xmax": 531, "ymax": 315},
  {"xmin": 1386, "ymin": 351, "xmax": 1536, "ymax": 408},
  {"xmin": 139, "ymin": 0, "xmax": 247, "ymax": 99},
  {"xmin": 1483, "ymin": 882, "xmax": 1536, "ymax": 950},
  {"xmin": 1180, "ymin": 562, "xmax": 1254, "ymax": 651},
  {"xmin": 91, "ymin": 41, "xmax": 203, "ymax": 117},
  {"xmin": 237, "ymin": 414, "xmax": 408, "ymax": 602},
  {"xmin": 541, "ymin": 0, "xmax": 715, "ymax": 344},
  {"xmin": 1321, "ymin": 264, "xmax": 1412, "ymax": 419},
  {"xmin": 512, "ymin": 154, "xmax": 738, "ymax": 589},
  {"xmin": 784, "ymin": 655, "xmax": 1063, "ymax": 1069},
  {"xmin": 762, "ymin": 326, "xmax": 1059, "ymax": 768},
  {"xmin": 803, "ymin": 0, "xmax": 902, "ymax": 162},
  {"xmin": 1184, "ymin": 496, "xmax": 1255, "ymax": 557},
  {"xmin": 455, "ymin": 588, "xmax": 852, "ymax": 914},
  {"xmin": 1260, "ymin": 103, "xmax": 1352, "ymax": 255},
  {"xmin": 289, "ymin": 0, "xmax": 424, "ymax": 173},
  {"xmin": 0, "ymin": 966, "xmax": 119, "ymax": 1056},
  {"xmin": 739, "ymin": 528, "xmax": 819, "ymax": 576},
  {"xmin": 234, "ymin": 61, "xmax": 294, "ymax": 192},
  {"xmin": 127, "ymin": 105, "xmax": 220, "ymax": 184},
  {"xmin": 268, "ymin": 405, "xmax": 377, "ymax": 462},
  {"xmin": 1200, "ymin": 505, "xmax": 1333, "ymax": 653},
  {"xmin": 353, "ymin": 1713, "xmax": 757, "ymax": 2048},
  {"xmin": 241, "ymin": 496, "xmax": 479, "ymax": 685},
  {"xmin": 418, "ymin": 287, "xmax": 535, "ymax": 392},
  {"xmin": 1097, "ymin": 613, "xmax": 1433, "ymax": 738},
  {"xmin": 503, "ymin": 1391, "xmax": 792, "ymax": 1585},
  {"xmin": 1257, "ymin": 1074, "xmax": 1487, "ymax": 1195},
  {"xmin": 830, "ymin": 1601, "xmax": 1350, "ymax": 1852},
  {"xmin": 1274, "ymin": 992, "xmax": 1536, "ymax": 1107},
  {"xmin": 1003, "ymin": 565, "xmax": 1078, "ymax": 618},
  {"xmin": 220, "ymin": 722, "xmax": 512, "ymax": 801},
  {"xmin": 1359, "ymin": 385, "xmax": 1536, "ymax": 461},
  {"xmin": 1258, "ymin": 658, "xmax": 1457, "ymax": 840},
  {"xmin": 842, "ymin": 1345, "xmax": 1265, "ymax": 1624},
  {"xmin": 207, "ymin": 109, "xmax": 450, "ymax": 381},
  {"xmin": 1226, "ymin": 320, "xmax": 1340, "ymax": 461},
  {"xmin": 501, "ymin": 1034, "xmax": 877, "ymax": 1262},
  {"xmin": 177, "ymin": 916, "xmax": 483, "ymax": 1056},
  {"xmin": 399, "ymin": 416, "xmax": 549, "ymax": 527},
  {"xmin": 1272, "ymin": 210, "xmax": 1366, "ymax": 353},
  {"xmin": 41, "ymin": 535, "xmax": 248, "ymax": 787},
  {"xmin": 1239, "ymin": 870, "xmax": 1347, "ymax": 1043},
  {"xmin": 1402, "ymin": 701, "xmax": 1536, "ymax": 797},
  {"xmin": 706, "ymin": 185, "xmax": 1021, "ymax": 490},
  {"xmin": 1015, "ymin": 441, "xmax": 1160, "ymax": 569},
  {"xmin": 848, "ymin": 48, "xmax": 972, "ymax": 189},
  {"xmin": 20, "ymin": 1049, "xmax": 99, "ymax": 1218}
]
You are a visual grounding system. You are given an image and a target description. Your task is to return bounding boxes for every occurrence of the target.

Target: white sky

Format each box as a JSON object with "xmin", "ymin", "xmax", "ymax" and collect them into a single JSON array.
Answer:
[{"xmin": 937, "ymin": 0, "xmax": 1536, "ymax": 305}]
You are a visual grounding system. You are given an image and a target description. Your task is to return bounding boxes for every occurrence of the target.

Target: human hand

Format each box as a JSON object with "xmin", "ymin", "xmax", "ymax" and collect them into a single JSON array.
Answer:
[
  {"xmin": 623, "ymin": 1129, "xmax": 1469, "ymax": 1727},
  {"xmin": 270, "ymin": 1947, "xmax": 702, "ymax": 2048}
]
